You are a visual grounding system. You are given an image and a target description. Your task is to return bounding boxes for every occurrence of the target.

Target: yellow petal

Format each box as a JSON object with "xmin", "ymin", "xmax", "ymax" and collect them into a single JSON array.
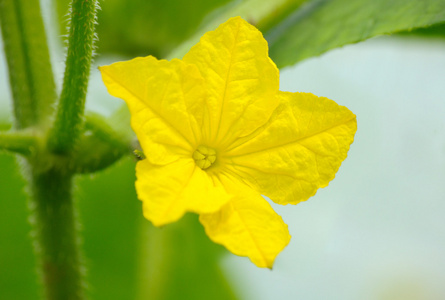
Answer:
[
  {"xmin": 200, "ymin": 173, "xmax": 290, "ymax": 268},
  {"xmin": 183, "ymin": 17, "xmax": 279, "ymax": 147},
  {"xmin": 136, "ymin": 158, "xmax": 231, "ymax": 227},
  {"xmin": 224, "ymin": 91, "xmax": 357, "ymax": 205},
  {"xmin": 99, "ymin": 56, "xmax": 206, "ymax": 165}
]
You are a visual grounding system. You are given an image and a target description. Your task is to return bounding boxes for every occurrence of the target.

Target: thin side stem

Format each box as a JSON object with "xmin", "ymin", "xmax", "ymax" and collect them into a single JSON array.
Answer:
[
  {"xmin": 70, "ymin": 112, "xmax": 131, "ymax": 174},
  {"xmin": 0, "ymin": 131, "xmax": 38, "ymax": 155},
  {"xmin": 28, "ymin": 168, "xmax": 86, "ymax": 300},
  {"xmin": 0, "ymin": 0, "xmax": 56, "ymax": 129},
  {"xmin": 47, "ymin": 0, "xmax": 98, "ymax": 154},
  {"xmin": 84, "ymin": 112, "xmax": 131, "ymax": 149}
]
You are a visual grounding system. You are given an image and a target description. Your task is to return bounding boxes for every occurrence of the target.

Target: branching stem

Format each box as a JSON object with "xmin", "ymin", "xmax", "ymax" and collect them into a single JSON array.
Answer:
[{"xmin": 0, "ymin": 131, "xmax": 38, "ymax": 155}]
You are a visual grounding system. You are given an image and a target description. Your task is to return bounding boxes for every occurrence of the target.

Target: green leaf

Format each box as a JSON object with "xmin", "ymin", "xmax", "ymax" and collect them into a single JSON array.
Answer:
[
  {"xmin": 167, "ymin": 0, "xmax": 308, "ymax": 60},
  {"xmin": 267, "ymin": 0, "xmax": 445, "ymax": 68},
  {"xmin": 399, "ymin": 22, "xmax": 445, "ymax": 39}
]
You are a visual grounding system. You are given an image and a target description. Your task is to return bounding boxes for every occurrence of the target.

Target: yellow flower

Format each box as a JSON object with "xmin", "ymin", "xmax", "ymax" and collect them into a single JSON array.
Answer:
[{"xmin": 99, "ymin": 17, "xmax": 357, "ymax": 268}]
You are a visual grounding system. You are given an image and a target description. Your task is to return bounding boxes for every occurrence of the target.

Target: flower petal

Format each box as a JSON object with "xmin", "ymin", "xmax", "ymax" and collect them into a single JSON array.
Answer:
[
  {"xmin": 183, "ymin": 17, "xmax": 279, "ymax": 147},
  {"xmin": 136, "ymin": 159, "xmax": 231, "ymax": 227},
  {"xmin": 200, "ymin": 173, "xmax": 290, "ymax": 268},
  {"xmin": 100, "ymin": 56, "xmax": 206, "ymax": 165},
  {"xmin": 224, "ymin": 91, "xmax": 357, "ymax": 205}
]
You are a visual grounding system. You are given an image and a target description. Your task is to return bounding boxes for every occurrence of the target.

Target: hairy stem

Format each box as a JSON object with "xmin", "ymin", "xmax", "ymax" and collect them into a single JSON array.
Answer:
[
  {"xmin": 28, "ymin": 167, "xmax": 86, "ymax": 300},
  {"xmin": 2, "ymin": 0, "xmax": 88, "ymax": 299},
  {"xmin": 0, "ymin": 131, "xmax": 37, "ymax": 155},
  {"xmin": 0, "ymin": 0, "xmax": 56, "ymax": 129},
  {"xmin": 48, "ymin": 0, "xmax": 98, "ymax": 153}
]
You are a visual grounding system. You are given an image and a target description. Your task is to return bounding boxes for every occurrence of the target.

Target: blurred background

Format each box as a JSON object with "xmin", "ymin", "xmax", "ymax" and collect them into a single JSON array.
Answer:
[{"xmin": 1, "ymin": 0, "xmax": 445, "ymax": 299}]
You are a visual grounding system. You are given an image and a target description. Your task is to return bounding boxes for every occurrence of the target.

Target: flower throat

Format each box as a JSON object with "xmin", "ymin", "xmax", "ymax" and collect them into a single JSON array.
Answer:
[{"xmin": 193, "ymin": 145, "xmax": 216, "ymax": 170}]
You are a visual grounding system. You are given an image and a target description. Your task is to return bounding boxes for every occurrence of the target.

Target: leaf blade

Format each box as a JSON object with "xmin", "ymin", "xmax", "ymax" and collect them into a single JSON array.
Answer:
[{"xmin": 267, "ymin": 0, "xmax": 445, "ymax": 68}]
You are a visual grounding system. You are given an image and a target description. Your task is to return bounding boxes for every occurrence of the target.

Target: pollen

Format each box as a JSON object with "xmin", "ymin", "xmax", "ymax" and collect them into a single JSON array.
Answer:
[{"xmin": 193, "ymin": 145, "xmax": 216, "ymax": 170}]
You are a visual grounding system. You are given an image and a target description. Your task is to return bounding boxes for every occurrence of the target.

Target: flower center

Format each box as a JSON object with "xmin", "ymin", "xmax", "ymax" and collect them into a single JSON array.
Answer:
[{"xmin": 193, "ymin": 145, "xmax": 216, "ymax": 170}]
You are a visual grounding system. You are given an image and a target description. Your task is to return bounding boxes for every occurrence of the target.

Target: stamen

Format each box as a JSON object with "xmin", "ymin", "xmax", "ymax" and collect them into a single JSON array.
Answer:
[{"xmin": 193, "ymin": 145, "xmax": 217, "ymax": 170}]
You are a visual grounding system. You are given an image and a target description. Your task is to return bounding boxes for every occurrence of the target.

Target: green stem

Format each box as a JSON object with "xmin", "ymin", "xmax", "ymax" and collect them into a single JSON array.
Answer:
[
  {"xmin": 0, "ymin": 130, "xmax": 38, "ymax": 155},
  {"xmin": 47, "ymin": 0, "xmax": 98, "ymax": 154},
  {"xmin": 28, "ymin": 168, "xmax": 86, "ymax": 300},
  {"xmin": 2, "ymin": 0, "xmax": 88, "ymax": 298},
  {"xmin": 71, "ymin": 112, "xmax": 131, "ymax": 174},
  {"xmin": 0, "ymin": 0, "xmax": 56, "ymax": 129},
  {"xmin": 84, "ymin": 112, "xmax": 131, "ymax": 150}
]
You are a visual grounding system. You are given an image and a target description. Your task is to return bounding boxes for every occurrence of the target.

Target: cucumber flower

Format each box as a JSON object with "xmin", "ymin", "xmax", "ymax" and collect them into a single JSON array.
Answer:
[{"xmin": 100, "ymin": 17, "xmax": 356, "ymax": 268}]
